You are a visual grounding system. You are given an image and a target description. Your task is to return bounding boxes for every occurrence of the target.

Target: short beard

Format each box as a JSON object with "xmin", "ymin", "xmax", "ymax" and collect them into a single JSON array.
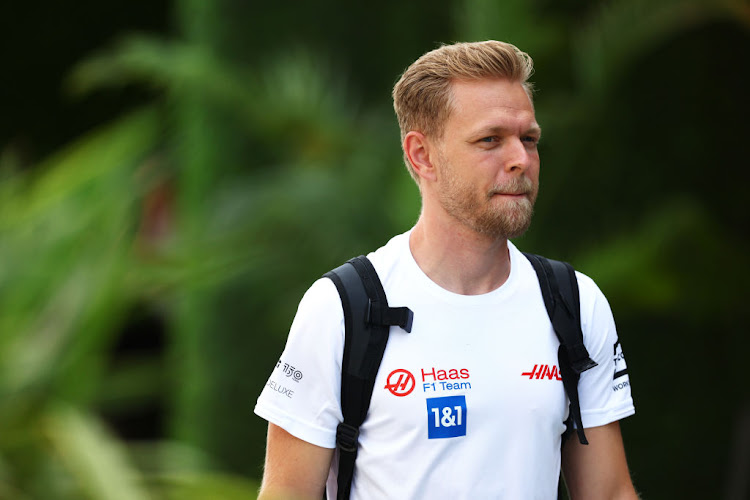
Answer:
[{"xmin": 439, "ymin": 165, "xmax": 537, "ymax": 240}]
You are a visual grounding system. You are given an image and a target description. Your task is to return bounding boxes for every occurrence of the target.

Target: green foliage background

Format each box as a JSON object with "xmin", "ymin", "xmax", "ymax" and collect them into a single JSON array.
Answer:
[{"xmin": 1, "ymin": 0, "xmax": 748, "ymax": 498}]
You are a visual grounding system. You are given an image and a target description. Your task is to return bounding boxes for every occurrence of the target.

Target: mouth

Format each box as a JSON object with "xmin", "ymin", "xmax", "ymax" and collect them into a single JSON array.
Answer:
[{"xmin": 492, "ymin": 192, "xmax": 528, "ymax": 198}]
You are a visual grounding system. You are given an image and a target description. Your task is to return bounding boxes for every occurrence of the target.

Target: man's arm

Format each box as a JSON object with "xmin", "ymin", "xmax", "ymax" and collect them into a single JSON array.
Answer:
[
  {"xmin": 561, "ymin": 421, "xmax": 638, "ymax": 500},
  {"xmin": 258, "ymin": 423, "xmax": 334, "ymax": 500}
]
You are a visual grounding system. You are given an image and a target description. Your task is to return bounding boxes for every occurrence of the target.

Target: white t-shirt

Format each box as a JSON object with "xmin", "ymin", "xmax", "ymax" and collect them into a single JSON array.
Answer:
[{"xmin": 255, "ymin": 231, "xmax": 635, "ymax": 499}]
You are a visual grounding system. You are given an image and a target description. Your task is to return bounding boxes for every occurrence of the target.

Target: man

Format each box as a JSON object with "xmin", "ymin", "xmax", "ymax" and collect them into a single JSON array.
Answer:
[{"xmin": 255, "ymin": 41, "xmax": 637, "ymax": 499}]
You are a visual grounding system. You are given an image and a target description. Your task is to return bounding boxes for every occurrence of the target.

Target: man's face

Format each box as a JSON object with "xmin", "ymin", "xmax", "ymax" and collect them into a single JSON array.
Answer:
[{"xmin": 432, "ymin": 78, "xmax": 541, "ymax": 240}]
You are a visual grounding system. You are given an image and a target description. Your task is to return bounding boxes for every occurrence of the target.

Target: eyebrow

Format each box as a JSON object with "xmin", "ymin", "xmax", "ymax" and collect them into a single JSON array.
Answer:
[
  {"xmin": 527, "ymin": 125, "xmax": 542, "ymax": 137},
  {"xmin": 468, "ymin": 124, "xmax": 543, "ymax": 140}
]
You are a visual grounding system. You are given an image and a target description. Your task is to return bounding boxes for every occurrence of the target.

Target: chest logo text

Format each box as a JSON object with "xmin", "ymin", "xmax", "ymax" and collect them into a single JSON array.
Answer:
[
  {"xmin": 422, "ymin": 367, "xmax": 472, "ymax": 393},
  {"xmin": 521, "ymin": 364, "xmax": 562, "ymax": 380}
]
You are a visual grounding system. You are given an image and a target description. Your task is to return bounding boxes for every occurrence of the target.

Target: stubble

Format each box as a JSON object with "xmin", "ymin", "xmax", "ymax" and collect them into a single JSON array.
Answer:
[{"xmin": 438, "ymin": 159, "xmax": 538, "ymax": 240}]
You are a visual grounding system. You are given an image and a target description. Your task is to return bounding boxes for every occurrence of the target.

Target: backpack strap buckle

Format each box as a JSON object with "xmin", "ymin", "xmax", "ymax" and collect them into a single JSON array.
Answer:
[
  {"xmin": 568, "ymin": 343, "xmax": 598, "ymax": 374},
  {"xmin": 336, "ymin": 422, "xmax": 360, "ymax": 453}
]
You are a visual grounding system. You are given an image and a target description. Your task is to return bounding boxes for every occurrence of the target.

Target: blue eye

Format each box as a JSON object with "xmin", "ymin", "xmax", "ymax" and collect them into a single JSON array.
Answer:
[{"xmin": 479, "ymin": 136, "xmax": 497, "ymax": 143}]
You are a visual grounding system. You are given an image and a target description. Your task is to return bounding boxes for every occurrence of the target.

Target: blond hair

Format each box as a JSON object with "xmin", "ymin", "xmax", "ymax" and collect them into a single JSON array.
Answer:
[{"xmin": 392, "ymin": 40, "xmax": 535, "ymax": 181}]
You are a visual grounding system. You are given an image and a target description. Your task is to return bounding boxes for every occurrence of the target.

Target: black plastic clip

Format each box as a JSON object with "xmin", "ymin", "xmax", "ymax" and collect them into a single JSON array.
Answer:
[{"xmin": 336, "ymin": 422, "xmax": 360, "ymax": 453}]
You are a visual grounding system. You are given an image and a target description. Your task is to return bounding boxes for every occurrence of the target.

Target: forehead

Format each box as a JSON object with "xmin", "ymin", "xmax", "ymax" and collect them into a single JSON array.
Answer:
[{"xmin": 446, "ymin": 78, "xmax": 537, "ymax": 131}]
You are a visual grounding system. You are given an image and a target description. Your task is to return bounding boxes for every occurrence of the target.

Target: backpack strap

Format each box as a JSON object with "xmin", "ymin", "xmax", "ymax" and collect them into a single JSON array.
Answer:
[
  {"xmin": 324, "ymin": 256, "xmax": 413, "ymax": 500},
  {"xmin": 523, "ymin": 253, "xmax": 597, "ymax": 446}
]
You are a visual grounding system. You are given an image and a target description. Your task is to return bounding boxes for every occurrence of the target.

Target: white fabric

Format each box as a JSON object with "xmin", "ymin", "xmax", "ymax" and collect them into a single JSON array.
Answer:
[{"xmin": 255, "ymin": 231, "xmax": 635, "ymax": 499}]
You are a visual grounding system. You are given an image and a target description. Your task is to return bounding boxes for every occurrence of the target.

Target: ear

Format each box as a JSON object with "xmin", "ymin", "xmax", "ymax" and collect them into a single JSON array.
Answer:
[{"xmin": 404, "ymin": 131, "xmax": 438, "ymax": 182}]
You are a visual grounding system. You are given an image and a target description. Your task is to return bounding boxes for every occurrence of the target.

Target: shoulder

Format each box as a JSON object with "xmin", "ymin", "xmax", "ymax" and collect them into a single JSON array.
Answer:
[
  {"xmin": 512, "ymin": 244, "xmax": 606, "ymax": 307},
  {"xmin": 366, "ymin": 231, "xmax": 410, "ymax": 270},
  {"xmin": 306, "ymin": 231, "xmax": 409, "ymax": 327},
  {"xmin": 286, "ymin": 277, "xmax": 345, "ymax": 351},
  {"xmin": 573, "ymin": 269, "xmax": 615, "ymax": 330},
  {"xmin": 298, "ymin": 277, "xmax": 342, "ymax": 319},
  {"xmin": 510, "ymin": 244, "xmax": 616, "ymax": 340},
  {"xmin": 363, "ymin": 231, "xmax": 413, "ymax": 289},
  {"xmin": 573, "ymin": 269, "xmax": 623, "ymax": 386}
]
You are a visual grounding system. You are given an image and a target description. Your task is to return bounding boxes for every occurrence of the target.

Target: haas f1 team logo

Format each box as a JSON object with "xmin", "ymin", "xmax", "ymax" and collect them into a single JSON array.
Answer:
[{"xmin": 385, "ymin": 369, "xmax": 415, "ymax": 396}]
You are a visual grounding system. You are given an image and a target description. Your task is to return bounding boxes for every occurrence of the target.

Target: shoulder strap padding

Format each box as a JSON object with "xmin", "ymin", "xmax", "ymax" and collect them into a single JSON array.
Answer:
[
  {"xmin": 523, "ymin": 253, "xmax": 597, "ymax": 446},
  {"xmin": 324, "ymin": 256, "xmax": 413, "ymax": 500}
]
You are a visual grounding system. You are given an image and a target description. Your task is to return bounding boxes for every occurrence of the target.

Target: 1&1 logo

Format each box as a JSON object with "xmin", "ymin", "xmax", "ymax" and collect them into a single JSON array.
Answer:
[
  {"xmin": 426, "ymin": 395, "xmax": 467, "ymax": 439},
  {"xmin": 384, "ymin": 369, "xmax": 415, "ymax": 396}
]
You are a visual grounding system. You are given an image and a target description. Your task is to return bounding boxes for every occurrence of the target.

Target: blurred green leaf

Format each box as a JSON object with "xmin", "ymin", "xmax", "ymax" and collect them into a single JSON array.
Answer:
[
  {"xmin": 45, "ymin": 406, "xmax": 152, "ymax": 500},
  {"xmin": 68, "ymin": 37, "xmax": 358, "ymax": 164},
  {"xmin": 0, "ymin": 108, "xmax": 160, "ymax": 400}
]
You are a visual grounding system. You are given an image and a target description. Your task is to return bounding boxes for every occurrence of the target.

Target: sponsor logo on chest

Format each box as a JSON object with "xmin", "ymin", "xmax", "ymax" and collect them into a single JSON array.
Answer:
[
  {"xmin": 521, "ymin": 364, "xmax": 562, "ymax": 380},
  {"xmin": 384, "ymin": 367, "xmax": 473, "ymax": 396},
  {"xmin": 426, "ymin": 395, "xmax": 467, "ymax": 439},
  {"xmin": 420, "ymin": 366, "xmax": 471, "ymax": 393},
  {"xmin": 384, "ymin": 367, "xmax": 472, "ymax": 440}
]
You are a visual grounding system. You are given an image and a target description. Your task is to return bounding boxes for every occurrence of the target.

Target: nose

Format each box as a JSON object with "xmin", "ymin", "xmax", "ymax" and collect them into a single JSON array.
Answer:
[{"xmin": 504, "ymin": 137, "xmax": 534, "ymax": 173}]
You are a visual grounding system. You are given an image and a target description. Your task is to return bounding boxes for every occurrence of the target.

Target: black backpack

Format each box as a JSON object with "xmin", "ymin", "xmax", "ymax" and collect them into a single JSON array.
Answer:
[{"xmin": 323, "ymin": 253, "xmax": 597, "ymax": 500}]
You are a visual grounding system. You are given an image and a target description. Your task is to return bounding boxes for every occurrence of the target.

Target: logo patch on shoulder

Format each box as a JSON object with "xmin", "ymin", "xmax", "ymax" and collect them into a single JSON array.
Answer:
[
  {"xmin": 612, "ymin": 340, "xmax": 631, "ymax": 392},
  {"xmin": 275, "ymin": 358, "xmax": 304, "ymax": 382},
  {"xmin": 426, "ymin": 395, "xmax": 467, "ymax": 439},
  {"xmin": 613, "ymin": 340, "xmax": 628, "ymax": 380}
]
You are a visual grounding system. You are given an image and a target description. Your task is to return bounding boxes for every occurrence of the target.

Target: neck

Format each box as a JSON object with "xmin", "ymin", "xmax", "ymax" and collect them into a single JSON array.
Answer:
[{"xmin": 409, "ymin": 215, "xmax": 512, "ymax": 295}]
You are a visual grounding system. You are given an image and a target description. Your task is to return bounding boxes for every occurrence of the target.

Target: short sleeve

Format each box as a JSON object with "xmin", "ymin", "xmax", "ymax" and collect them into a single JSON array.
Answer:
[
  {"xmin": 254, "ymin": 278, "xmax": 345, "ymax": 448},
  {"xmin": 575, "ymin": 272, "xmax": 635, "ymax": 428}
]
